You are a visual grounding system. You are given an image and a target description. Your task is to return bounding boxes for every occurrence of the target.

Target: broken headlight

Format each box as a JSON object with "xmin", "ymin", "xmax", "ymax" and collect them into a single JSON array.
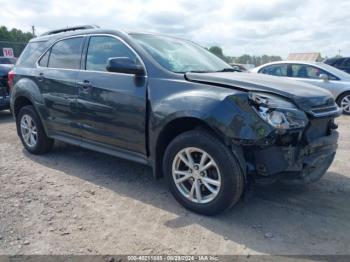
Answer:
[{"xmin": 249, "ymin": 92, "xmax": 308, "ymax": 130}]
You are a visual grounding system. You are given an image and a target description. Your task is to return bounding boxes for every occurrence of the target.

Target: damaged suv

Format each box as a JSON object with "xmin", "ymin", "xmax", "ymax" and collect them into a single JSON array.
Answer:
[{"xmin": 10, "ymin": 26, "xmax": 341, "ymax": 215}]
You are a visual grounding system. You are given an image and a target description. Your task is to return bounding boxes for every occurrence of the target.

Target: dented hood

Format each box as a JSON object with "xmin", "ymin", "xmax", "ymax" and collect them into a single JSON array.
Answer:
[{"xmin": 185, "ymin": 72, "xmax": 335, "ymax": 111}]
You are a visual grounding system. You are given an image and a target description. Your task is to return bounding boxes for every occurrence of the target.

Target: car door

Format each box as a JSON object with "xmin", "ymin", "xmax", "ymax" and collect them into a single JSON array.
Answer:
[
  {"xmin": 289, "ymin": 64, "xmax": 339, "ymax": 96},
  {"xmin": 35, "ymin": 36, "xmax": 85, "ymax": 138},
  {"xmin": 76, "ymin": 35, "xmax": 147, "ymax": 155}
]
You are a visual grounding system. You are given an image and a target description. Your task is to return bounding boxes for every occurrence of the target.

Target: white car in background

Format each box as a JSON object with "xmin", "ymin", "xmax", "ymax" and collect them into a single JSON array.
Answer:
[{"xmin": 251, "ymin": 61, "xmax": 350, "ymax": 114}]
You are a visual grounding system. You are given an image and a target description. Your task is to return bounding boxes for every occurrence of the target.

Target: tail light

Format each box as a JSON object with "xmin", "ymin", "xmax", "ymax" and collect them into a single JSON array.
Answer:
[{"xmin": 8, "ymin": 70, "xmax": 15, "ymax": 89}]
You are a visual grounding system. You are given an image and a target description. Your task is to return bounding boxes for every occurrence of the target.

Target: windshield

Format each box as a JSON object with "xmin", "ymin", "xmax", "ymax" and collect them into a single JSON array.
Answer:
[
  {"xmin": 316, "ymin": 62, "xmax": 350, "ymax": 80},
  {"xmin": 130, "ymin": 33, "xmax": 231, "ymax": 73}
]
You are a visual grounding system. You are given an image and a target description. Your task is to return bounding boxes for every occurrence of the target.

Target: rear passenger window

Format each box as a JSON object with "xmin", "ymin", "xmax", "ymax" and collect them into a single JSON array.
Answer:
[
  {"xmin": 333, "ymin": 59, "xmax": 345, "ymax": 66},
  {"xmin": 48, "ymin": 37, "xmax": 84, "ymax": 69},
  {"xmin": 344, "ymin": 59, "xmax": 350, "ymax": 67},
  {"xmin": 86, "ymin": 36, "xmax": 138, "ymax": 72}
]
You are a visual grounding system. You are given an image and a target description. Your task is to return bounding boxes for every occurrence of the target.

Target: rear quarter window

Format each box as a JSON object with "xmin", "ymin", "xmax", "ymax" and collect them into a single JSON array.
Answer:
[
  {"xmin": 16, "ymin": 41, "xmax": 47, "ymax": 67},
  {"xmin": 260, "ymin": 64, "xmax": 288, "ymax": 77}
]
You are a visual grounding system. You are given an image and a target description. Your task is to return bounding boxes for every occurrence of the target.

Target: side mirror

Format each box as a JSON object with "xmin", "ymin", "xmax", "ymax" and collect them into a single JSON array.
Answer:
[
  {"xmin": 319, "ymin": 73, "xmax": 329, "ymax": 82},
  {"xmin": 106, "ymin": 57, "xmax": 145, "ymax": 76}
]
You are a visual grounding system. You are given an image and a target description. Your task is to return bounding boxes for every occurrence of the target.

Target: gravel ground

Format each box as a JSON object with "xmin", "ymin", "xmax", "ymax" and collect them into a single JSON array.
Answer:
[{"xmin": 0, "ymin": 109, "xmax": 350, "ymax": 255}]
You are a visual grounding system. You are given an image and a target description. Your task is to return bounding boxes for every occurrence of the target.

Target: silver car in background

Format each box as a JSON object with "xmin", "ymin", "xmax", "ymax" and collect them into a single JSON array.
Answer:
[{"xmin": 251, "ymin": 61, "xmax": 350, "ymax": 114}]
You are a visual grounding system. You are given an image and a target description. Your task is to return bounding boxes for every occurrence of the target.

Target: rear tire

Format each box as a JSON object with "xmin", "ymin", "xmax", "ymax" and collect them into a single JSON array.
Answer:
[
  {"xmin": 17, "ymin": 105, "xmax": 54, "ymax": 154},
  {"xmin": 163, "ymin": 130, "xmax": 245, "ymax": 215},
  {"xmin": 336, "ymin": 92, "xmax": 350, "ymax": 115}
]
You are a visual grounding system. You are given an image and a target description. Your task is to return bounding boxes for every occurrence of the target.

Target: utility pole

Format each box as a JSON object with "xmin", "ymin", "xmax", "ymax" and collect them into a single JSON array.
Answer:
[
  {"xmin": 338, "ymin": 49, "xmax": 341, "ymax": 57},
  {"xmin": 31, "ymin": 26, "xmax": 35, "ymax": 37}
]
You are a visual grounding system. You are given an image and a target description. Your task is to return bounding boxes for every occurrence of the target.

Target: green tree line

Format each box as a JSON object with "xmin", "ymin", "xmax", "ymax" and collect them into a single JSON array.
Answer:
[
  {"xmin": 0, "ymin": 26, "xmax": 34, "ymax": 57},
  {"xmin": 209, "ymin": 46, "xmax": 282, "ymax": 66}
]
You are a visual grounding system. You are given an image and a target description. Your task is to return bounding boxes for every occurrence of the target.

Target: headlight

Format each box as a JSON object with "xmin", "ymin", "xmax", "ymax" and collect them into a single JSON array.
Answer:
[{"xmin": 249, "ymin": 92, "xmax": 308, "ymax": 130}]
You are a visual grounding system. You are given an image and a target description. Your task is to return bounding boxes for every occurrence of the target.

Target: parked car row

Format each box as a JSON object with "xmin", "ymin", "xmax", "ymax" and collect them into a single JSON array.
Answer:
[
  {"xmin": 251, "ymin": 61, "xmax": 350, "ymax": 114},
  {"xmin": 0, "ymin": 56, "xmax": 16, "ymax": 111},
  {"xmin": 324, "ymin": 57, "xmax": 350, "ymax": 74},
  {"xmin": 7, "ymin": 25, "xmax": 342, "ymax": 215}
]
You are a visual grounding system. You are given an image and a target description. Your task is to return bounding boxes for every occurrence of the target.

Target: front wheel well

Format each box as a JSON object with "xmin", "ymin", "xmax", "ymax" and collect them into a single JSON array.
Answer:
[
  {"xmin": 14, "ymin": 96, "xmax": 33, "ymax": 118},
  {"xmin": 154, "ymin": 117, "xmax": 224, "ymax": 178},
  {"xmin": 336, "ymin": 91, "xmax": 350, "ymax": 104}
]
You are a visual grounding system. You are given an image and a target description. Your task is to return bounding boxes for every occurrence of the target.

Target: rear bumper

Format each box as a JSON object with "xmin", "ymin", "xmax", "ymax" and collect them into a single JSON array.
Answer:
[
  {"xmin": 246, "ymin": 130, "xmax": 338, "ymax": 179},
  {"xmin": 0, "ymin": 78, "xmax": 10, "ymax": 110}
]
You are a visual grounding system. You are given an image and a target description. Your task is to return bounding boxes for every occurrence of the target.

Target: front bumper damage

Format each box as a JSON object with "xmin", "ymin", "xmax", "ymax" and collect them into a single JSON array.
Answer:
[{"xmin": 243, "ymin": 117, "xmax": 339, "ymax": 184}]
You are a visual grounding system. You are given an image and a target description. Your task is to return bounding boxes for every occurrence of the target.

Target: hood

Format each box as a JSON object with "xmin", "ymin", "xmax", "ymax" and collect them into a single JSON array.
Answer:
[{"xmin": 185, "ymin": 72, "xmax": 335, "ymax": 112}]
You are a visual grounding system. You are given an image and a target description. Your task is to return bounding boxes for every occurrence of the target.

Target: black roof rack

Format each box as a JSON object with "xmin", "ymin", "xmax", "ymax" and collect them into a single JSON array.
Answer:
[{"xmin": 41, "ymin": 25, "xmax": 100, "ymax": 36}]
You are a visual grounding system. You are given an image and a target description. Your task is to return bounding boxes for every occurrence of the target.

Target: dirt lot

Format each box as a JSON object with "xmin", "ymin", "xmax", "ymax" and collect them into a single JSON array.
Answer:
[{"xmin": 0, "ymin": 109, "xmax": 349, "ymax": 256}]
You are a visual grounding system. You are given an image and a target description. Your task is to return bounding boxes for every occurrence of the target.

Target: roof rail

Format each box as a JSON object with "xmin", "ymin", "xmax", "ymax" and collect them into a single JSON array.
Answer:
[{"xmin": 41, "ymin": 25, "xmax": 100, "ymax": 36}]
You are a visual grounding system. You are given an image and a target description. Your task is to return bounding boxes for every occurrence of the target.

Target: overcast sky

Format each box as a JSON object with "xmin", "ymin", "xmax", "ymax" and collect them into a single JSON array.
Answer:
[{"xmin": 1, "ymin": 0, "xmax": 349, "ymax": 58}]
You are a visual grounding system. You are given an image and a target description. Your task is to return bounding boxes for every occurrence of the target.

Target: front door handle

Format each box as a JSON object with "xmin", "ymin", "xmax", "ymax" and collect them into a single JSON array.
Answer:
[{"xmin": 77, "ymin": 80, "xmax": 92, "ymax": 90}]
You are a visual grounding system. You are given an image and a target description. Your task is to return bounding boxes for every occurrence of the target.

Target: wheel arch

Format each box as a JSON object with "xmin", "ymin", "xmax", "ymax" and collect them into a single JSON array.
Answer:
[
  {"xmin": 12, "ymin": 94, "xmax": 50, "ymax": 137},
  {"xmin": 335, "ymin": 90, "xmax": 350, "ymax": 114},
  {"xmin": 336, "ymin": 90, "xmax": 350, "ymax": 103},
  {"xmin": 152, "ymin": 115, "xmax": 245, "ymax": 179},
  {"xmin": 13, "ymin": 96, "xmax": 34, "ymax": 119}
]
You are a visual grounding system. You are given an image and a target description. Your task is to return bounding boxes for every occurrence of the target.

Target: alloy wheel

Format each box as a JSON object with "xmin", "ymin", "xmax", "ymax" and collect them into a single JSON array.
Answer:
[
  {"xmin": 172, "ymin": 147, "xmax": 221, "ymax": 204},
  {"xmin": 20, "ymin": 114, "xmax": 38, "ymax": 148},
  {"xmin": 341, "ymin": 95, "xmax": 350, "ymax": 113}
]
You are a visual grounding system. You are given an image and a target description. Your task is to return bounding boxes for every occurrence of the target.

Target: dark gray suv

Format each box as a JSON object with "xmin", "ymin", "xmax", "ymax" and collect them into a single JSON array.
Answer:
[{"xmin": 10, "ymin": 26, "xmax": 341, "ymax": 215}]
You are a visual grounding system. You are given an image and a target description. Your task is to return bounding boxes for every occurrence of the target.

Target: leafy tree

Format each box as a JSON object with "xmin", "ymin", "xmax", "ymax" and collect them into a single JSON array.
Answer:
[
  {"xmin": 209, "ymin": 46, "xmax": 230, "ymax": 62},
  {"xmin": 208, "ymin": 45, "xmax": 282, "ymax": 66},
  {"xmin": 209, "ymin": 46, "xmax": 224, "ymax": 57},
  {"xmin": 0, "ymin": 26, "xmax": 34, "ymax": 57},
  {"xmin": 0, "ymin": 26, "xmax": 33, "ymax": 42}
]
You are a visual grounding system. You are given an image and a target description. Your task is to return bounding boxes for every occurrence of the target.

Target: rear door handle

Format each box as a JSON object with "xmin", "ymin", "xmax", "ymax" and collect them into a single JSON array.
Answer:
[
  {"xmin": 37, "ymin": 72, "xmax": 44, "ymax": 82},
  {"xmin": 77, "ymin": 80, "xmax": 92, "ymax": 90}
]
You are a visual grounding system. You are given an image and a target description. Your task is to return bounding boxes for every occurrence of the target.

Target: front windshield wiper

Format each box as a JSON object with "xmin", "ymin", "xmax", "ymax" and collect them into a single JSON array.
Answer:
[
  {"xmin": 215, "ymin": 68, "xmax": 240, "ymax": 72},
  {"xmin": 187, "ymin": 70, "xmax": 215, "ymax": 73},
  {"xmin": 175, "ymin": 70, "xmax": 214, "ymax": 74},
  {"xmin": 178, "ymin": 68, "xmax": 239, "ymax": 74}
]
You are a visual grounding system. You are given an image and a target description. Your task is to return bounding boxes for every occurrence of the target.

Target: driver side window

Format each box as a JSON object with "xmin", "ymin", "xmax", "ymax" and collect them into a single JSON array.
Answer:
[
  {"xmin": 86, "ymin": 36, "xmax": 139, "ymax": 72},
  {"xmin": 291, "ymin": 64, "xmax": 337, "ymax": 80}
]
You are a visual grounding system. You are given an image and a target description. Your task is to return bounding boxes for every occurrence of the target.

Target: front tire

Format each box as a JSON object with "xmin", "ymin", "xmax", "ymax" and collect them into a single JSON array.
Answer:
[
  {"xmin": 17, "ymin": 105, "xmax": 54, "ymax": 154},
  {"xmin": 337, "ymin": 92, "xmax": 350, "ymax": 115},
  {"xmin": 163, "ymin": 130, "xmax": 245, "ymax": 215}
]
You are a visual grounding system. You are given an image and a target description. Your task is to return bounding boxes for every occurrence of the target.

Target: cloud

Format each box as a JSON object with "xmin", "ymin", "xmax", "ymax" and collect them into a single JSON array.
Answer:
[
  {"xmin": 233, "ymin": 0, "xmax": 304, "ymax": 21},
  {"xmin": 0, "ymin": 0, "xmax": 349, "ymax": 58}
]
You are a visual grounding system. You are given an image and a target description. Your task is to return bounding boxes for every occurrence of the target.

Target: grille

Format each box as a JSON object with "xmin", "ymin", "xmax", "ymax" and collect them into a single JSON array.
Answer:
[{"xmin": 309, "ymin": 104, "xmax": 340, "ymax": 117}]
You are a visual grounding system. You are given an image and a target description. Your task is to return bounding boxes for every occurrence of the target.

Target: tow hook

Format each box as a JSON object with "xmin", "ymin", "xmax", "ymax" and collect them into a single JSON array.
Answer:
[{"xmin": 329, "ymin": 121, "xmax": 338, "ymax": 130}]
